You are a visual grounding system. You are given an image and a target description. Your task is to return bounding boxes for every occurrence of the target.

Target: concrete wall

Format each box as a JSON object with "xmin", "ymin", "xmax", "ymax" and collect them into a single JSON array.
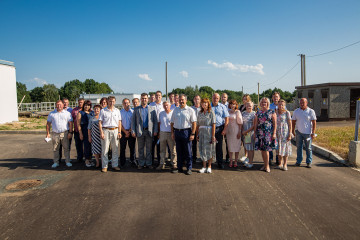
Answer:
[
  {"xmin": 329, "ymin": 86, "xmax": 350, "ymax": 119},
  {"xmin": 0, "ymin": 63, "xmax": 18, "ymax": 124}
]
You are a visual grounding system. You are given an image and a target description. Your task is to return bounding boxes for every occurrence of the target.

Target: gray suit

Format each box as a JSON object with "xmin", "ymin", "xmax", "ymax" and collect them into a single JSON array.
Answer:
[{"xmin": 131, "ymin": 105, "xmax": 158, "ymax": 166}]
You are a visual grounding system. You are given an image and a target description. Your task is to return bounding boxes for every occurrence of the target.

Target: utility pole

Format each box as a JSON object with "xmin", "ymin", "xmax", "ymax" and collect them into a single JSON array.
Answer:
[
  {"xmin": 165, "ymin": 61, "xmax": 168, "ymax": 100},
  {"xmin": 242, "ymin": 86, "xmax": 243, "ymax": 94},
  {"xmin": 299, "ymin": 54, "xmax": 306, "ymax": 86}
]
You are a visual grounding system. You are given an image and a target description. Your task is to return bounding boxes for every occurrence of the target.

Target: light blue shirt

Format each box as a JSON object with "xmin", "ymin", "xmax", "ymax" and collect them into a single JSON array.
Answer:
[
  {"xmin": 120, "ymin": 108, "xmax": 133, "ymax": 130},
  {"xmin": 211, "ymin": 103, "xmax": 229, "ymax": 127},
  {"xmin": 270, "ymin": 103, "xmax": 286, "ymax": 110},
  {"xmin": 140, "ymin": 105, "xmax": 149, "ymax": 128},
  {"xmin": 65, "ymin": 107, "xmax": 73, "ymax": 113}
]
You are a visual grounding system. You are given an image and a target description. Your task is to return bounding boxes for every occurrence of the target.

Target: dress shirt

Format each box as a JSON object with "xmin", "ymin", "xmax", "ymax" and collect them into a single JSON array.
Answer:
[
  {"xmin": 191, "ymin": 105, "xmax": 201, "ymax": 117},
  {"xmin": 47, "ymin": 109, "xmax": 73, "ymax": 133},
  {"xmin": 223, "ymin": 102, "xmax": 229, "ymax": 108},
  {"xmin": 270, "ymin": 103, "xmax": 286, "ymax": 110},
  {"xmin": 65, "ymin": 107, "xmax": 73, "ymax": 113},
  {"xmin": 170, "ymin": 104, "xmax": 177, "ymax": 111},
  {"xmin": 140, "ymin": 105, "xmax": 149, "ymax": 128},
  {"xmin": 159, "ymin": 110, "xmax": 173, "ymax": 132},
  {"xmin": 170, "ymin": 105, "xmax": 197, "ymax": 129},
  {"xmin": 71, "ymin": 107, "xmax": 81, "ymax": 132},
  {"xmin": 292, "ymin": 107, "xmax": 317, "ymax": 134},
  {"xmin": 211, "ymin": 103, "xmax": 229, "ymax": 127},
  {"xmin": 149, "ymin": 101, "xmax": 164, "ymax": 120},
  {"xmin": 120, "ymin": 108, "xmax": 133, "ymax": 130},
  {"xmin": 99, "ymin": 107, "xmax": 122, "ymax": 128}
]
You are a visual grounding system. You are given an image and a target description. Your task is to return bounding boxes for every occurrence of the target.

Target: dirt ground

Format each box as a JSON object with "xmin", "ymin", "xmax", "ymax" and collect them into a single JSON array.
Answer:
[
  {"xmin": 0, "ymin": 117, "xmax": 47, "ymax": 131},
  {"xmin": 0, "ymin": 134, "xmax": 359, "ymax": 240}
]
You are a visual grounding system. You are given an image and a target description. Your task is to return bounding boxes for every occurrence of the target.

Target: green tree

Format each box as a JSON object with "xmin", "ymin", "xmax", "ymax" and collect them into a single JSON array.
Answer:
[
  {"xmin": 84, "ymin": 79, "xmax": 99, "ymax": 94},
  {"xmin": 30, "ymin": 87, "xmax": 45, "ymax": 102},
  {"xmin": 59, "ymin": 79, "xmax": 84, "ymax": 101},
  {"xmin": 16, "ymin": 82, "xmax": 32, "ymax": 103},
  {"xmin": 43, "ymin": 84, "xmax": 59, "ymax": 102},
  {"xmin": 97, "ymin": 82, "xmax": 113, "ymax": 94}
]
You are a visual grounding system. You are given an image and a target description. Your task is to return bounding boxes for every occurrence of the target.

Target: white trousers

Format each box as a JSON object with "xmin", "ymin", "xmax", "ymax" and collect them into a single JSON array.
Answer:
[{"xmin": 101, "ymin": 128, "xmax": 119, "ymax": 168}]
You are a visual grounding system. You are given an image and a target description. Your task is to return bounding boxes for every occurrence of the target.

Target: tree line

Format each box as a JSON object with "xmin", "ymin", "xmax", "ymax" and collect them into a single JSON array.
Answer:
[
  {"xmin": 17, "ymin": 79, "xmax": 296, "ymax": 104},
  {"xmin": 16, "ymin": 79, "xmax": 113, "ymax": 103}
]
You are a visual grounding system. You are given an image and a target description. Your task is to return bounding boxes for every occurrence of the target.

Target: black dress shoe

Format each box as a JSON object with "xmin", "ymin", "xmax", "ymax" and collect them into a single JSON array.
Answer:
[
  {"xmin": 186, "ymin": 169, "xmax": 192, "ymax": 175},
  {"xmin": 218, "ymin": 164, "xmax": 224, "ymax": 169},
  {"xmin": 171, "ymin": 168, "xmax": 178, "ymax": 173}
]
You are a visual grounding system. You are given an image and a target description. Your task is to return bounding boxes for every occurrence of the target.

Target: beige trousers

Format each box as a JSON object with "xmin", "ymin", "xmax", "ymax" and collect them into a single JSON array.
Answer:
[
  {"xmin": 101, "ymin": 128, "xmax": 119, "ymax": 168},
  {"xmin": 52, "ymin": 131, "xmax": 70, "ymax": 164},
  {"xmin": 159, "ymin": 131, "xmax": 177, "ymax": 168}
]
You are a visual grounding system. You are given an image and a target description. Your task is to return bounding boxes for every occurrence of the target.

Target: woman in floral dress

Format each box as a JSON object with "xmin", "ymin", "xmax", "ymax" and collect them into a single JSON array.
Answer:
[
  {"xmin": 254, "ymin": 97, "xmax": 277, "ymax": 173},
  {"xmin": 275, "ymin": 100, "xmax": 292, "ymax": 171}
]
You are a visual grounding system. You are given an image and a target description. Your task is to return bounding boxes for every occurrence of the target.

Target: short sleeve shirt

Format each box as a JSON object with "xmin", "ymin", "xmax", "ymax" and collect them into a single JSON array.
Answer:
[
  {"xmin": 120, "ymin": 108, "xmax": 133, "ymax": 130},
  {"xmin": 149, "ymin": 101, "xmax": 164, "ymax": 120},
  {"xmin": 292, "ymin": 107, "xmax": 317, "ymax": 134},
  {"xmin": 211, "ymin": 103, "xmax": 229, "ymax": 127},
  {"xmin": 170, "ymin": 106, "xmax": 197, "ymax": 129},
  {"xmin": 159, "ymin": 110, "xmax": 173, "ymax": 132},
  {"xmin": 99, "ymin": 107, "xmax": 122, "ymax": 128},
  {"xmin": 47, "ymin": 109, "xmax": 73, "ymax": 133}
]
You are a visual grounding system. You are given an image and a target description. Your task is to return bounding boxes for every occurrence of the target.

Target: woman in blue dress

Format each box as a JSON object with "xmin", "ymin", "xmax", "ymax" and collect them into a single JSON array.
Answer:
[{"xmin": 77, "ymin": 100, "xmax": 94, "ymax": 167}]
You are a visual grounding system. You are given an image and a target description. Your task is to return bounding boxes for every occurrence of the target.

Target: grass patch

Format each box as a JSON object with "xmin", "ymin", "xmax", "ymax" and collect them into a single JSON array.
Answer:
[
  {"xmin": 0, "ymin": 117, "xmax": 47, "ymax": 131},
  {"xmin": 313, "ymin": 126, "xmax": 355, "ymax": 160}
]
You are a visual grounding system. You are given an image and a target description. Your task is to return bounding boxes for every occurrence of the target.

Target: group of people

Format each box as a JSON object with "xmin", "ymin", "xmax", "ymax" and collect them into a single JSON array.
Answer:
[{"xmin": 46, "ymin": 90, "xmax": 317, "ymax": 174}]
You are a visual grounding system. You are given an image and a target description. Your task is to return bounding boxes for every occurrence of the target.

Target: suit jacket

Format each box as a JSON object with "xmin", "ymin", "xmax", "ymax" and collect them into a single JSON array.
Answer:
[{"xmin": 131, "ymin": 105, "xmax": 158, "ymax": 137}]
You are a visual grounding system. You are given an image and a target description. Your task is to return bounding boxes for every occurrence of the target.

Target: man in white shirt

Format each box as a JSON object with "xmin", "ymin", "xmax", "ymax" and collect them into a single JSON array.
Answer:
[
  {"xmin": 99, "ymin": 96, "xmax": 122, "ymax": 172},
  {"xmin": 58, "ymin": 98, "xmax": 73, "ymax": 161},
  {"xmin": 292, "ymin": 98, "xmax": 317, "ymax": 168},
  {"xmin": 171, "ymin": 94, "xmax": 197, "ymax": 175},
  {"xmin": 46, "ymin": 100, "xmax": 73, "ymax": 168},
  {"xmin": 157, "ymin": 101, "xmax": 177, "ymax": 170},
  {"xmin": 191, "ymin": 95, "xmax": 201, "ymax": 163},
  {"xmin": 149, "ymin": 90, "xmax": 164, "ymax": 165}
]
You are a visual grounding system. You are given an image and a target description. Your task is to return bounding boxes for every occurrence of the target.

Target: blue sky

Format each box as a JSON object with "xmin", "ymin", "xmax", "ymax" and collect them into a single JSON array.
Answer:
[{"xmin": 1, "ymin": 0, "xmax": 359, "ymax": 94}]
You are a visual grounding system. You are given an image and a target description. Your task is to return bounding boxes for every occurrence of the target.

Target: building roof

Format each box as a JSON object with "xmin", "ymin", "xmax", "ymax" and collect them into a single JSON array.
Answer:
[
  {"xmin": 0, "ymin": 59, "xmax": 15, "ymax": 67},
  {"xmin": 296, "ymin": 82, "xmax": 360, "ymax": 90}
]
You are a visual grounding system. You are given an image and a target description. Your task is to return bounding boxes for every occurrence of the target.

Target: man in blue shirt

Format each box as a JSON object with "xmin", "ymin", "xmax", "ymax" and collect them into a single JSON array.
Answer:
[
  {"xmin": 211, "ymin": 93, "xmax": 229, "ymax": 169},
  {"xmin": 120, "ymin": 98, "xmax": 135, "ymax": 167}
]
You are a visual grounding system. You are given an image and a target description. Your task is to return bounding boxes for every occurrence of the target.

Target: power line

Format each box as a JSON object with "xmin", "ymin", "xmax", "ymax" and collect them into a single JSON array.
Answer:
[
  {"xmin": 261, "ymin": 60, "xmax": 300, "ymax": 87},
  {"xmin": 308, "ymin": 40, "xmax": 360, "ymax": 58}
]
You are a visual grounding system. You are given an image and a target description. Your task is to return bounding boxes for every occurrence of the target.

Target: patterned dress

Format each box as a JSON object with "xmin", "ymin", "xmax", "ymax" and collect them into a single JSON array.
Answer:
[
  {"xmin": 255, "ymin": 109, "xmax": 276, "ymax": 151},
  {"xmin": 276, "ymin": 110, "xmax": 292, "ymax": 156},
  {"xmin": 197, "ymin": 110, "xmax": 216, "ymax": 162},
  {"xmin": 242, "ymin": 111, "xmax": 256, "ymax": 151},
  {"xmin": 226, "ymin": 110, "xmax": 243, "ymax": 152},
  {"xmin": 88, "ymin": 116, "xmax": 102, "ymax": 155}
]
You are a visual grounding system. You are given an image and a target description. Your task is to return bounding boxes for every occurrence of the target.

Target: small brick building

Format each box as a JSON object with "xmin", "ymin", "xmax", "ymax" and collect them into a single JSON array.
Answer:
[{"xmin": 295, "ymin": 82, "xmax": 360, "ymax": 121}]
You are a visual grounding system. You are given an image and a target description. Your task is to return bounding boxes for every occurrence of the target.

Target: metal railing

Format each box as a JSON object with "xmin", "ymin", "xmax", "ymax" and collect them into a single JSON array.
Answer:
[{"xmin": 18, "ymin": 102, "xmax": 78, "ymax": 112}]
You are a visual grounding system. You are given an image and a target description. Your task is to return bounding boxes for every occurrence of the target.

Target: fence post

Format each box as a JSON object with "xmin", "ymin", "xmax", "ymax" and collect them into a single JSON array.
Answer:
[{"xmin": 355, "ymin": 100, "xmax": 360, "ymax": 141}]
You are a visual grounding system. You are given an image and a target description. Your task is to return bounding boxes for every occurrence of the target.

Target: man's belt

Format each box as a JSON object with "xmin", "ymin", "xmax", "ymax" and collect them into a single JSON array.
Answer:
[
  {"xmin": 103, "ymin": 127, "xmax": 118, "ymax": 130},
  {"xmin": 174, "ymin": 128, "xmax": 191, "ymax": 131},
  {"xmin": 216, "ymin": 125, "xmax": 224, "ymax": 129}
]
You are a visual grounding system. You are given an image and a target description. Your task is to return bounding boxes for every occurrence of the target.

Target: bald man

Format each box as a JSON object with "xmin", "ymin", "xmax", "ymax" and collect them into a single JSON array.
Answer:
[{"xmin": 292, "ymin": 98, "xmax": 317, "ymax": 168}]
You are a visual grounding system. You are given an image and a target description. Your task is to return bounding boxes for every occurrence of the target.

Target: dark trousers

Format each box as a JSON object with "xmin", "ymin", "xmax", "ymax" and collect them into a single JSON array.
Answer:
[
  {"xmin": 269, "ymin": 151, "xmax": 279, "ymax": 163},
  {"xmin": 225, "ymin": 136, "xmax": 229, "ymax": 161},
  {"xmin": 120, "ymin": 133, "xmax": 136, "ymax": 166},
  {"xmin": 192, "ymin": 132, "xmax": 198, "ymax": 161},
  {"xmin": 215, "ymin": 125, "xmax": 224, "ymax": 166},
  {"xmin": 59, "ymin": 138, "xmax": 72, "ymax": 160},
  {"xmin": 175, "ymin": 128, "xmax": 192, "ymax": 170},
  {"xmin": 81, "ymin": 125, "xmax": 92, "ymax": 160},
  {"xmin": 151, "ymin": 136, "xmax": 160, "ymax": 164},
  {"xmin": 74, "ymin": 131, "xmax": 84, "ymax": 161}
]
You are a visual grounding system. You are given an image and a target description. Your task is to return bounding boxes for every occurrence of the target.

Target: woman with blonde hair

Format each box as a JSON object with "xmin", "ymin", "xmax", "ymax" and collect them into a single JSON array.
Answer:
[
  {"xmin": 275, "ymin": 99, "xmax": 292, "ymax": 171},
  {"xmin": 196, "ymin": 98, "xmax": 216, "ymax": 174},
  {"xmin": 241, "ymin": 101, "xmax": 256, "ymax": 168},
  {"xmin": 254, "ymin": 97, "xmax": 277, "ymax": 173}
]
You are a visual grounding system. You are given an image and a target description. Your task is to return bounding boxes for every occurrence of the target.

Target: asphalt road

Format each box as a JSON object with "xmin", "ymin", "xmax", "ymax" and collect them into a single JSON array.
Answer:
[{"xmin": 0, "ymin": 134, "xmax": 359, "ymax": 240}]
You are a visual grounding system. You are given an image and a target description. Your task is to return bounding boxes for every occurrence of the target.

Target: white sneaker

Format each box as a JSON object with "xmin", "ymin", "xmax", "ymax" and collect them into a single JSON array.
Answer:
[
  {"xmin": 199, "ymin": 167, "xmax": 206, "ymax": 173},
  {"xmin": 206, "ymin": 168, "xmax": 212, "ymax": 173},
  {"xmin": 51, "ymin": 163, "xmax": 59, "ymax": 168},
  {"xmin": 240, "ymin": 156, "xmax": 247, "ymax": 162},
  {"xmin": 244, "ymin": 158, "xmax": 249, "ymax": 164},
  {"xmin": 66, "ymin": 162, "xmax": 72, "ymax": 167},
  {"xmin": 245, "ymin": 163, "xmax": 253, "ymax": 168}
]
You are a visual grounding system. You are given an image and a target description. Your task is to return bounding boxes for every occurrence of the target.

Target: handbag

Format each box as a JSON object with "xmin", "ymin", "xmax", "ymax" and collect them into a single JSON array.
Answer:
[{"xmin": 244, "ymin": 133, "xmax": 252, "ymax": 144}]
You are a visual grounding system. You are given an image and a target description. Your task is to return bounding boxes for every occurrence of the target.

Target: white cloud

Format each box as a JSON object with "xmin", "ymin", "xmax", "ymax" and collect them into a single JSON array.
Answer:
[
  {"xmin": 29, "ymin": 77, "xmax": 48, "ymax": 86},
  {"xmin": 179, "ymin": 70, "xmax": 189, "ymax": 78},
  {"xmin": 138, "ymin": 73, "xmax": 152, "ymax": 81},
  {"xmin": 328, "ymin": 61, "xmax": 333, "ymax": 65},
  {"xmin": 207, "ymin": 60, "xmax": 265, "ymax": 75}
]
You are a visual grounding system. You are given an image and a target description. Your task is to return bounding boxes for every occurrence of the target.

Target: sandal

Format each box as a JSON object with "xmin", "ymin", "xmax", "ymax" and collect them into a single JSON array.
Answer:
[{"xmin": 233, "ymin": 161, "xmax": 238, "ymax": 168}]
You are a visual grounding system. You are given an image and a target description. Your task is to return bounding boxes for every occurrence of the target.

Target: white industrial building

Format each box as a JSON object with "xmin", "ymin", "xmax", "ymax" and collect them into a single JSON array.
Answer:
[
  {"xmin": 79, "ymin": 93, "xmax": 142, "ymax": 107},
  {"xmin": 0, "ymin": 60, "xmax": 18, "ymax": 123}
]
